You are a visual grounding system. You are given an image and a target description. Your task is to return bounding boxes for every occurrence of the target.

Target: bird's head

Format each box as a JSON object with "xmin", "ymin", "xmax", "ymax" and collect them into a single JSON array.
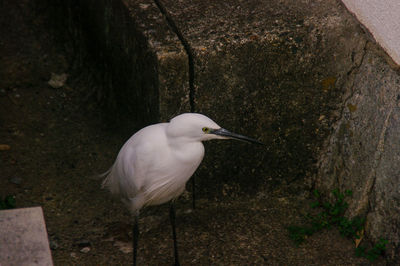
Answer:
[{"xmin": 166, "ymin": 113, "xmax": 263, "ymax": 145}]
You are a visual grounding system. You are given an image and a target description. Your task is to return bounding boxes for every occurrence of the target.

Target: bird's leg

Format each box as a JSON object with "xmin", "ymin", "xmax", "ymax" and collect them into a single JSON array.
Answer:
[
  {"xmin": 133, "ymin": 215, "xmax": 139, "ymax": 266},
  {"xmin": 170, "ymin": 203, "xmax": 180, "ymax": 266},
  {"xmin": 191, "ymin": 177, "xmax": 196, "ymax": 209}
]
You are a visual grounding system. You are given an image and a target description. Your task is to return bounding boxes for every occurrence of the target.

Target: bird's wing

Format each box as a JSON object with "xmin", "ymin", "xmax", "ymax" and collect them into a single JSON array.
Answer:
[
  {"xmin": 102, "ymin": 139, "xmax": 142, "ymax": 198},
  {"xmin": 102, "ymin": 124, "xmax": 169, "ymax": 199},
  {"xmin": 141, "ymin": 169, "xmax": 187, "ymax": 206},
  {"xmin": 141, "ymin": 153, "xmax": 203, "ymax": 207}
]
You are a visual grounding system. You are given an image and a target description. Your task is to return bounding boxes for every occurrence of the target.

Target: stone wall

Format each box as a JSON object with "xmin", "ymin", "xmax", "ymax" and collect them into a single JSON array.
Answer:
[
  {"xmin": 95, "ymin": 0, "xmax": 367, "ymax": 196},
  {"xmin": 316, "ymin": 41, "xmax": 400, "ymax": 259}
]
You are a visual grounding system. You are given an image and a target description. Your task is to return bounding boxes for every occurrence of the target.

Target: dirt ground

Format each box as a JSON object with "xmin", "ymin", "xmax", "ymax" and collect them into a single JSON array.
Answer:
[{"xmin": 0, "ymin": 1, "xmax": 388, "ymax": 265}]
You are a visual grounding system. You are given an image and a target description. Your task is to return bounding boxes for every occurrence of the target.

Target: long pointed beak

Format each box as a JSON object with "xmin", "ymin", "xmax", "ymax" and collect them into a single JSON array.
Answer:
[{"xmin": 211, "ymin": 128, "xmax": 264, "ymax": 145}]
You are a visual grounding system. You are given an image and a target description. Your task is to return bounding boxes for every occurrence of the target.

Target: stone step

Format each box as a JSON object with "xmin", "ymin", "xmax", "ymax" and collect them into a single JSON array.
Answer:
[{"xmin": 0, "ymin": 207, "xmax": 53, "ymax": 266}]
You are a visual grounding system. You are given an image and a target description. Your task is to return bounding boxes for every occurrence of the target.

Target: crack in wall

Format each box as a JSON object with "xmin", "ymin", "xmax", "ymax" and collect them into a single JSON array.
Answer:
[
  {"xmin": 356, "ymin": 104, "xmax": 394, "ymax": 216},
  {"xmin": 153, "ymin": 0, "xmax": 196, "ymax": 113},
  {"xmin": 338, "ymin": 40, "xmax": 369, "ymax": 126},
  {"xmin": 318, "ymin": 39, "xmax": 396, "ymax": 219},
  {"xmin": 314, "ymin": 40, "xmax": 369, "ymax": 191},
  {"xmin": 333, "ymin": 40, "xmax": 369, "ymax": 189}
]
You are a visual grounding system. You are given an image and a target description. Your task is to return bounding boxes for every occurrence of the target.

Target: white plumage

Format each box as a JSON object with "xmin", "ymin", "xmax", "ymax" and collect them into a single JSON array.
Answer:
[
  {"xmin": 102, "ymin": 113, "xmax": 223, "ymax": 214},
  {"xmin": 101, "ymin": 113, "xmax": 262, "ymax": 265}
]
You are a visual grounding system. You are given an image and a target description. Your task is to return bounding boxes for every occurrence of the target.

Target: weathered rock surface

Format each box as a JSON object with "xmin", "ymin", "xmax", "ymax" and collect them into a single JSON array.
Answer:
[{"xmin": 316, "ymin": 42, "xmax": 400, "ymax": 259}]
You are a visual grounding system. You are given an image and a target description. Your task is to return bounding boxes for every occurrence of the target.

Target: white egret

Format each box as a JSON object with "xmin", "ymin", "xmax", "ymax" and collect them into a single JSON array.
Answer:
[{"xmin": 102, "ymin": 113, "xmax": 263, "ymax": 265}]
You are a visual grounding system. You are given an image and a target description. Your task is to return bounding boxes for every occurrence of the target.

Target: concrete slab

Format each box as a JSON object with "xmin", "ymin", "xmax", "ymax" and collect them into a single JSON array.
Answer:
[
  {"xmin": 0, "ymin": 207, "xmax": 53, "ymax": 266},
  {"xmin": 342, "ymin": 0, "xmax": 400, "ymax": 65}
]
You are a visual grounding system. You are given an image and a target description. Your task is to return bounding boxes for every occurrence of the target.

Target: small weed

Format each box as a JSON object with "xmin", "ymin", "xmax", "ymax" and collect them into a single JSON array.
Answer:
[
  {"xmin": 287, "ymin": 225, "xmax": 314, "ymax": 246},
  {"xmin": 288, "ymin": 189, "xmax": 387, "ymax": 261},
  {"xmin": 0, "ymin": 195, "xmax": 16, "ymax": 210},
  {"xmin": 356, "ymin": 238, "xmax": 388, "ymax": 261}
]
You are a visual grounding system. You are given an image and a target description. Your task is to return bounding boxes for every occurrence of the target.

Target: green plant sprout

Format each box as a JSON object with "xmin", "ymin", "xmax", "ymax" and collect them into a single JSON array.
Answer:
[
  {"xmin": 356, "ymin": 238, "xmax": 388, "ymax": 261},
  {"xmin": 288, "ymin": 189, "xmax": 388, "ymax": 261},
  {"xmin": 0, "ymin": 195, "xmax": 16, "ymax": 210}
]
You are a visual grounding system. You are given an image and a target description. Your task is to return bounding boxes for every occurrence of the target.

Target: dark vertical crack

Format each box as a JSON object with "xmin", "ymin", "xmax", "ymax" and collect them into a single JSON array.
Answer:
[
  {"xmin": 153, "ymin": 0, "xmax": 196, "ymax": 113},
  {"xmin": 153, "ymin": 0, "xmax": 197, "ymax": 209}
]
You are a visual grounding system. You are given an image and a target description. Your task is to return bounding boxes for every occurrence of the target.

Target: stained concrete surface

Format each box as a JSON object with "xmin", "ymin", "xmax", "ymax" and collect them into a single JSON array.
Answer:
[{"xmin": 0, "ymin": 207, "xmax": 53, "ymax": 266}]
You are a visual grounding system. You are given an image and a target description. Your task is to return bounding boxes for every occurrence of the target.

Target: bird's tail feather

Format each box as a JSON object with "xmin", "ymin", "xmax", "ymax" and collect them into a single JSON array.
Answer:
[
  {"xmin": 87, "ymin": 168, "xmax": 111, "ymax": 181},
  {"xmin": 101, "ymin": 164, "xmax": 121, "ymax": 195},
  {"xmin": 101, "ymin": 167, "xmax": 113, "ymax": 189}
]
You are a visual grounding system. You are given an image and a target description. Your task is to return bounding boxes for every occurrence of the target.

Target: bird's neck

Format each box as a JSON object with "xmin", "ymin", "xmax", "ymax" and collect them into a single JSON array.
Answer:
[{"xmin": 169, "ymin": 138, "xmax": 205, "ymax": 162}]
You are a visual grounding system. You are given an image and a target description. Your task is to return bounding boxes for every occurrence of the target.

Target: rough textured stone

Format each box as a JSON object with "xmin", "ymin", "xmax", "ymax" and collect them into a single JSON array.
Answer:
[
  {"xmin": 146, "ymin": 0, "xmax": 367, "ymax": 195},
  {"xmin": 0, "ymin": 207, "xmax": 53, "ymax": 265},
  {"xmin": 316, "ymin": 42, "xmax": 400, "ymax": 259},
  {"xmin": 52, "ymin": 0, "xmax": 169, "ymax": 130},
  {"xmin": 76, "ymin": 0, "xmax": 191, "ymax": 129},
  {"xmin": 123, "ymin": 0, "xmax": 191, "ymax": 120}
]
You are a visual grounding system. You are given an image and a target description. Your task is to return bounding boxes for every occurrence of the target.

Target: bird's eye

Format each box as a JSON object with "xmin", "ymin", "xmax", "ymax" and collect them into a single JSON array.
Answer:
[{"xmin": 202, "ymin": 127, "xmax": 210, "ymax": 133}]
